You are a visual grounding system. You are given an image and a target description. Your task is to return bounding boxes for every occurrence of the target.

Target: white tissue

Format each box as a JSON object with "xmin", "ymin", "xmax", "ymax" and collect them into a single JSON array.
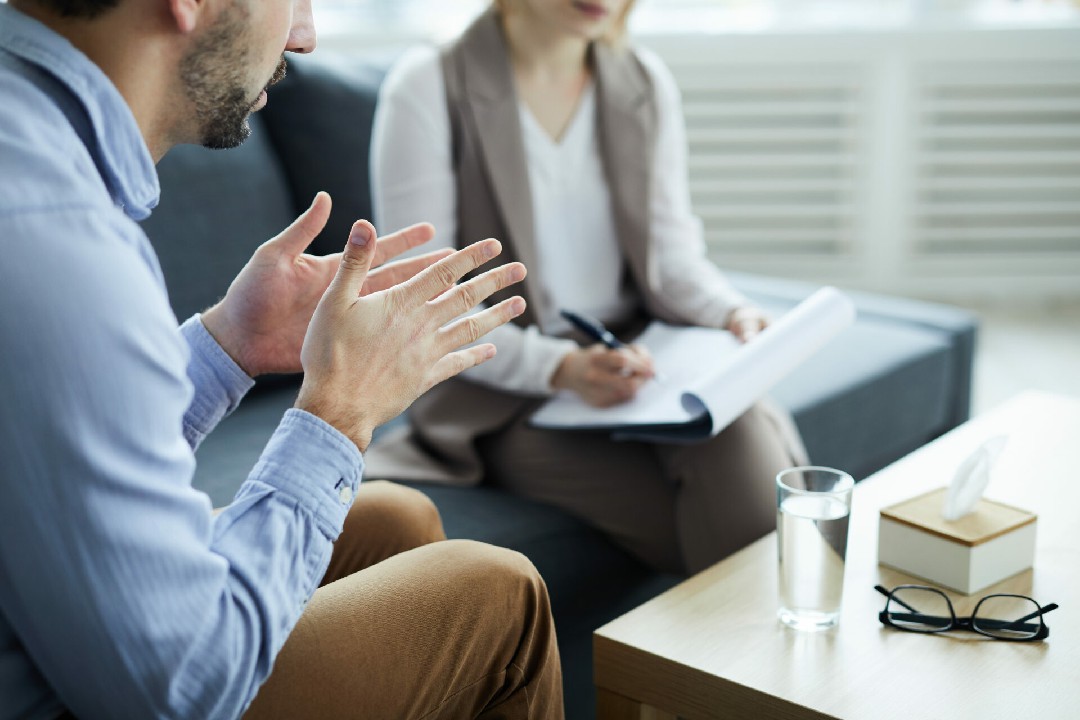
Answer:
[{"xmin": 942, "ymin": 435, "xmax": 1009, "ymax": 521}]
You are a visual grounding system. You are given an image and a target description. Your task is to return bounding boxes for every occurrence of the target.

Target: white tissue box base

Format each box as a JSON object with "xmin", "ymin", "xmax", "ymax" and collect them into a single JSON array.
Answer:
[{"xmin": 879, "ymin": 518, "xmax": 1036, "ymax": 595}]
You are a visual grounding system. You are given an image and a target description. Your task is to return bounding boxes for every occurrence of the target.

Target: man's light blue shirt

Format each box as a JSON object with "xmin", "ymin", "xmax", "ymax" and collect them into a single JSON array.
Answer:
[{"xmin": 0, "ymin": 5, "xmax": 364, "ymax": 718}]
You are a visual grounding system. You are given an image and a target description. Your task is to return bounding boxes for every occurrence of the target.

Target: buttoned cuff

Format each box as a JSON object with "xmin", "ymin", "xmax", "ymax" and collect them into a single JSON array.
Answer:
[
  {"xmin": 180, "ymin": 315, "xmax": 255, "ymax": 445},
  {"xmin": 247, "ymin": 409, "xmax": 364, "ymax": 540}
]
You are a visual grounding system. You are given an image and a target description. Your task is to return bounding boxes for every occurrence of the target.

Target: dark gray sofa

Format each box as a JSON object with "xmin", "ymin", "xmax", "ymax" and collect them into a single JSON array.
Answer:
[{"xmin": 141, "ymin": 54, "xmax": 978, "ymax": 719}]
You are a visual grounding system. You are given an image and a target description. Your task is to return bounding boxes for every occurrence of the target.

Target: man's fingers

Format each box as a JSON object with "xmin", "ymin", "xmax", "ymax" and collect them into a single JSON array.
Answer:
[
  {"xmin": 404, "ymin": 238, "xmax": 503, "ymax": 303},
  {"xmin": 429, "ymin": 261, "xmax": 526, "ymax": 325},
  {"xmin": 426, "ymin": 344, "xmax": 498, "ymax": 389},
  {"xmin": 361, "ymin": 249, "xmax": 455, "ymax": 296},
  {"xmin": 371, "ymin": 222, "xmax": 436, "ymax": 268},
  {"xmin": 270, "ymin": 191, "xmax": 332, "ymax": 256},
  {"xmin": 439, "ymin": 297, "xmax": 526, "ymax": 350},
  {"xmin": 327, "ymin": 221, "xmax": 378, "ymax": 303}
]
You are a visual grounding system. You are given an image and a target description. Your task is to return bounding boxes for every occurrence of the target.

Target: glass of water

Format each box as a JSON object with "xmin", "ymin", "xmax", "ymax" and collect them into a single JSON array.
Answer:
[{"xmin": 776, "ymin": 466, "xmax": 854, "ymax": 631}]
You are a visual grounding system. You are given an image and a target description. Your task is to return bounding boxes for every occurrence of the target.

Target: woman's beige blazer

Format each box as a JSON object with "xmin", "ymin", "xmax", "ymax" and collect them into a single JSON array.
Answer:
[{"xmin": 365, "ymin": 9, "xmax": 695, "ymax": 486}]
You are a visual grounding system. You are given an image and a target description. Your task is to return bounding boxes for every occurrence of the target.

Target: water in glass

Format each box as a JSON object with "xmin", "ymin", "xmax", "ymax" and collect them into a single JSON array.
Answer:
[{"xmin": 778, "ymin": 493, "xmax": 850, "ymax": 630}]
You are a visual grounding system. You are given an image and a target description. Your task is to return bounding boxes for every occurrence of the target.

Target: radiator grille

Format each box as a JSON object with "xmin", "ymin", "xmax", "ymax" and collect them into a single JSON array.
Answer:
[
  {"xmin": 668, "ymin": 63, "xmax": 866, "ymax": 258},
  {"xmin": 912, "ymin": 61, "xmax": 1080, "ymax": 257}
]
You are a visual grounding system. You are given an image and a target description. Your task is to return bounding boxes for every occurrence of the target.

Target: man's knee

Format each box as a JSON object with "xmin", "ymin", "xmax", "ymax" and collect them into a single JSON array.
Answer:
[
  {"xmin": 440, "ymin": 540, "xmax": 551, "ymax": 608},
  {"xmin": 345, "ymin": 480, "xmax": 445, "ymax": 547}
]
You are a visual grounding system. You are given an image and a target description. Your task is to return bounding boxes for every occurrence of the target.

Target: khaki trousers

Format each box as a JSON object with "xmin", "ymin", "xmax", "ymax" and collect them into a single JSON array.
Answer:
[
  {"xmin": 243, "ymin": 481, "xmax": 564, "ymax": 720},
  {"xmin": 477, "ymin": 401, "xmax": 808, "ymax": 575}
]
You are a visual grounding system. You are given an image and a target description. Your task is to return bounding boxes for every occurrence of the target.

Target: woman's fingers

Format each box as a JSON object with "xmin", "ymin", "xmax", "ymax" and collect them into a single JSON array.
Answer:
[{"xmin": 592, "ymin": 346, "xmax": 655, "ymax": 379}]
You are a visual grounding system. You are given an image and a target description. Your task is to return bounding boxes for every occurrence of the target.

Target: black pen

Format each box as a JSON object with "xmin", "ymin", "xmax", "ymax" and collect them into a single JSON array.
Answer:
[
  {"xmin": 559, "ymin": 309, "xmax": 665, "ymax": 381},
  {"xmin": 560, "ymin": 309, "xmax": 627, "ymax": 350}
]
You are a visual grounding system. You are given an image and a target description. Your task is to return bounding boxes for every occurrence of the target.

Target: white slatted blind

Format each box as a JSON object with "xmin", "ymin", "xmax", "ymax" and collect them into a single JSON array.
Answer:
[
  {"xmin": 323, "ymin": 21, "xmax": 1080, "ymax": 301},
  {"xmin": 911, "ymin": 61, "xmax": 1080, "ymax": 258},
  {"xmin": 669, "ymin": 63, "xmax": 865, "ymax": 258}
]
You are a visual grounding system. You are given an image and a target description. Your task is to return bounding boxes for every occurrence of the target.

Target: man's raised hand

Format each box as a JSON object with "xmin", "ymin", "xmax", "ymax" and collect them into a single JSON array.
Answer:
[
  {"xmin": 201, "ymin": 192, "xmax": 446, "ymax": 377},
  {"xmin": 295, "ymin": 220, "xmax": 526, "ymax": 451}
]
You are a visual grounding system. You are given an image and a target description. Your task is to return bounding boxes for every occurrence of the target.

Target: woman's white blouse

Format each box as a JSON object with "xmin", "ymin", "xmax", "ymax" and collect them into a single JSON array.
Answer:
[{"xmin": 371, "ymin": 44, "xmax": 747, "ymax": 396}]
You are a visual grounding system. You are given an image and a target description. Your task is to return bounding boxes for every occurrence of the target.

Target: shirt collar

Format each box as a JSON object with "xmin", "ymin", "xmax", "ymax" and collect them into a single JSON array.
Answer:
[{"xmin": 0, "ymin": 3, "xmax": 159, "ymax": 220}]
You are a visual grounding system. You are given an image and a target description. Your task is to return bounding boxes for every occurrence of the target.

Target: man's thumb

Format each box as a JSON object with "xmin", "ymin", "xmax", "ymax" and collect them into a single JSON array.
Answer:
[
  {"xmin": 329, "ymin": 221, "xmax": 377, "ymax": 301},
  {"xmin": 272, "ymin": 191, "xmax": 332, "ymax": 256}
]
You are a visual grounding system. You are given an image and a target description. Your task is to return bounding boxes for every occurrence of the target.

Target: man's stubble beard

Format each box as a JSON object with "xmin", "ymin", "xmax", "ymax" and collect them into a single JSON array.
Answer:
[{"xmin": 178, "ymin": 3, "xmax": 287, "ymax": 150}]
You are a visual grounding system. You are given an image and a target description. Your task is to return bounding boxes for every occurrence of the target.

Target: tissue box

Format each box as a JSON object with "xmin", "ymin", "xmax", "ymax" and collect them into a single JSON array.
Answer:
[{"xmin": 878, "ymin": 488, "xmax": 1037, "ymax": 594}]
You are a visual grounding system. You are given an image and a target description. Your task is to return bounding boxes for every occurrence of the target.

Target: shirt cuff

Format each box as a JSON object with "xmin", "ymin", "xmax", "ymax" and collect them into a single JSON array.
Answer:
[
  {"xmin": 536, "ymin": 337, "xmax": 579, "ymax": 395},
  {"xmin": 708, "ymin": 292, "xmax": 754, "ymax": 330},
  {"xmin": 245, "ymin": 409, "xmax": 365, "ymax": 540},
  {"xmin": 180, "ymin": 315, "xmax": 255, "ymax": 444}
]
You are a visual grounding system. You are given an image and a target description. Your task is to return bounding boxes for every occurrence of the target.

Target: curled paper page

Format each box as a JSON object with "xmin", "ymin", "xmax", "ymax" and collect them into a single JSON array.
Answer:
[
  {"xmin": 679, "ymin": 286, "xmax": 855, "ymax": 440},
  {"xmin": 529, "ymin": 287, "xmax": 856, "ymax": 442},
  {"xmin": 942, "ymin": 435, "xmax": 1009, "ymax": 521}
]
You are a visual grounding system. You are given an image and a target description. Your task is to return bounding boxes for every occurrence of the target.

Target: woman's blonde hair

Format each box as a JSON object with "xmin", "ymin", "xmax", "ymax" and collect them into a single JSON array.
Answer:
[{"xmin": 493, "ymin": 0, "xmax": 636, "ymax": 46}]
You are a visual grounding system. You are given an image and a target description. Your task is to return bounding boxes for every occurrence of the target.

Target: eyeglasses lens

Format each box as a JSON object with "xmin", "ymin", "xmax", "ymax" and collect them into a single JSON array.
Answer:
[
  {"xmin": 887, "ymin": 587, "xmax": 952, "ymax": 632},
  {"xmin": 973, "ymin": 595, "xmax": 1042, "ymax": 640}
]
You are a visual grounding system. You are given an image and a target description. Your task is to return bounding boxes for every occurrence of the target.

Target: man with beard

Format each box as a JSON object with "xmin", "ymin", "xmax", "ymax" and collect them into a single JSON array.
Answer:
[{"xmin": 0, "ymin": 0, "xmax": 563, "ymax": 719}]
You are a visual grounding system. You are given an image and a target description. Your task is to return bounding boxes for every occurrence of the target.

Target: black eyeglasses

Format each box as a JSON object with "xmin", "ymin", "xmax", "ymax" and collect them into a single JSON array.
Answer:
[{"xmin": 875, "ymin": 584, "xmax": 1059, "ymax": 641}]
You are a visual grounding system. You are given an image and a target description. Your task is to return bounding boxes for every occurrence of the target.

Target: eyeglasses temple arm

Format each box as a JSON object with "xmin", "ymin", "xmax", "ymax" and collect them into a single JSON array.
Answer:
[
  {"xmin": 874, "ymin": 585, "xmax": 921, "ymax": 614},
  {"xmin": 884, "ymin": 611, "xmax": 954, "ymax": 624},
  {"xmin": 974, "ymin": 602, "xmax": 1059, "ymax": 633},
  {"xmin": 1015, "ymin": 602, "xmax": 1059, "ymax": 625}
]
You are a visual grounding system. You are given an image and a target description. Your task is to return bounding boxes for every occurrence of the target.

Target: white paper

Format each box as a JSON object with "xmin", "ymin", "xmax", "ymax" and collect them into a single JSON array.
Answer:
[{"xmin": 530, "ymin": 287, "xmax": 857, "ymax": 442}]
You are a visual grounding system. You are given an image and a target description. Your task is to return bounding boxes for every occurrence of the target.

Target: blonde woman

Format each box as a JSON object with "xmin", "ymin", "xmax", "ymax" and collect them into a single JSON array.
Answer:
[{"xmin": 368, "ymin": 0, "xmax": 807, "ymax": 574}]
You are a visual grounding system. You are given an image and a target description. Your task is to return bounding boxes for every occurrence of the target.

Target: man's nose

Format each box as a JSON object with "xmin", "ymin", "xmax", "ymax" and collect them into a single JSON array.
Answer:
[{"xmin": 287, "ymin": 0, "xmax": 316, "ymax": 54}]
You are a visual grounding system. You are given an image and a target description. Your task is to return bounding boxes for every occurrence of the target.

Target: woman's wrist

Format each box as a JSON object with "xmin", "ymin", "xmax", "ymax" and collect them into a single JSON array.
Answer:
[{"xmin": 549, "ymin": 349, "xmax": 580, "ymax": 392}]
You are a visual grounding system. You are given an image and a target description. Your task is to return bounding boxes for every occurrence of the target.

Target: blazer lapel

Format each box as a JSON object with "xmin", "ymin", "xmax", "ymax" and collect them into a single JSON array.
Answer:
[
  {"xmin": 459, "ymin": 10, "xmax": 549, "ymax": 321},
  {"xmin": 593, "ymin": 42, "xmax": 659, "ymax": 305}
]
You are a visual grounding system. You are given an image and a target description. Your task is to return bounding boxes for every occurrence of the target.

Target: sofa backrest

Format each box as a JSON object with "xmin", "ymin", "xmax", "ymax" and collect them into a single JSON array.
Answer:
[{"xmin": 141, "ymin": 53, "xmax": 390, "ymax": 323}]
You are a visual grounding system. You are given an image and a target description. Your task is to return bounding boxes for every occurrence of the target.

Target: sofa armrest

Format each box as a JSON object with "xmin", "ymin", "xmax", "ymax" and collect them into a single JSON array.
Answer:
[{"xmin": 725, "ymin": 270, "xmax": 979, "ymax": 430}]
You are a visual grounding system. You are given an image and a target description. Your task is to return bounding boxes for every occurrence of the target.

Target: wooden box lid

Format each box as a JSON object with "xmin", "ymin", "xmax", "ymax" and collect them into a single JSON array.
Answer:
[{"xmin": 880, "ymin": 488, "xmax": 1036, "ymax": 547}]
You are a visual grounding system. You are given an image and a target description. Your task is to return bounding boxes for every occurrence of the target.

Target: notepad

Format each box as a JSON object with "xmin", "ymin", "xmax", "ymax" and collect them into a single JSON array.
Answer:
[{"xmin": 529, "ymin": 286, "xmax": 856, "ymax": 442}]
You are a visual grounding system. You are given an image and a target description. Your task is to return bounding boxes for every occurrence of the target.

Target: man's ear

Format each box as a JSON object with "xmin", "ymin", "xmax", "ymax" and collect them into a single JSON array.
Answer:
[{"xmin": 166, "ymin": 0, "xmax": 204, "ymax": 34}]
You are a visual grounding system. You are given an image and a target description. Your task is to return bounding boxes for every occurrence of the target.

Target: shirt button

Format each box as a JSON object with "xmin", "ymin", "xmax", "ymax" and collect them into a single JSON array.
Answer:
[{"xmin": 338, "ymin": 484, "xmax": 354, "ymax": 506}]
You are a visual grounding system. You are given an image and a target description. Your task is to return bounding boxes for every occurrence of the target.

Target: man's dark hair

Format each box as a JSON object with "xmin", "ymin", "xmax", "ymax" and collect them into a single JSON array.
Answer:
[{"xmin": 25, "ymin": 0, "xmax": 121, "ymax": 19}]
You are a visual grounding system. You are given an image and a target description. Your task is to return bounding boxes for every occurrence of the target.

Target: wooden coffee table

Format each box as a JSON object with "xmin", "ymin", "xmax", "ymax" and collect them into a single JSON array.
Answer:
[{"xmin": 594, "ymin": 391, "xmax": 1079, "ymax": 719}]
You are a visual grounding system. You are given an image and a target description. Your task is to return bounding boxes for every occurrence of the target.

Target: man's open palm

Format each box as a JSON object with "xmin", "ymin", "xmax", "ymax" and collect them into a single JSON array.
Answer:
[{"xmin": 201, "ymin": 192, "xmax": 445, "ymax": 376}]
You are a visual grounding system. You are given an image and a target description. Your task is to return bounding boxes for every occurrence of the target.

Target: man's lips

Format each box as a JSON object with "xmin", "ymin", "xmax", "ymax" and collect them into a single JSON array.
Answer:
[{"xmin": 252, "ymin": 57, "xmax": 287, "ymax": 111}]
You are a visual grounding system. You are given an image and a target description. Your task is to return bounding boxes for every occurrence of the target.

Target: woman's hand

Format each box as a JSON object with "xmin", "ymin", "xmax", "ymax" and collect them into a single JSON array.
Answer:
[
  {"xmin": 551, "ymin": 344, "xmax": 656, "ymax": 408},
  {"xmin": 725, "ymin": 305, "xmax": 770, "ymax": 343}
]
